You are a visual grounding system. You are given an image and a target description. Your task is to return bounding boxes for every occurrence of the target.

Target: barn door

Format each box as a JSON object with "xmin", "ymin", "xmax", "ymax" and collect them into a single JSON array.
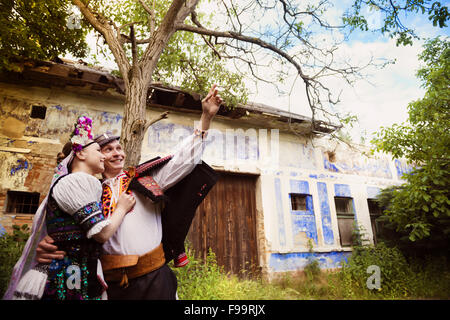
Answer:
[{"xmin": 187, "ymin": 172, "xmax": 259, "ymax": 277}]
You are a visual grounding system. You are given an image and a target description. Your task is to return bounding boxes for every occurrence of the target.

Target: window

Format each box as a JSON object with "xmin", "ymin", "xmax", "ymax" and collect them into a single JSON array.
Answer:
[
  {"xmin": 368, "ymin": 199, "xmax": 383, "ymax": 244},
  {"xmin": 30, "ymin": 105, "xmax": 47, "ymax": 119},
  {"xmin": 6, "ymin": 191, "xmax": 40, "ymax": 214},
  {"xmin": 290, "ymin": 194, "xmax": 307, "ymax": 211},
  {"xmin": 335, "ymin": 197, "xmax": 355, "ymax": 247}
]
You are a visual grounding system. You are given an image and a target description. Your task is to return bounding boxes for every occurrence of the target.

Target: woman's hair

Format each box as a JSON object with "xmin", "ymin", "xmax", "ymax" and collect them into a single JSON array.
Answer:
[{"xmin": 56, "ymin": 141, "xmax": 73, "ymax": 164}]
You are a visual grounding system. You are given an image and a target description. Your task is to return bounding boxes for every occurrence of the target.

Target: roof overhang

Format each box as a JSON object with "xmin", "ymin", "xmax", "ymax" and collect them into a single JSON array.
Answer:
[{"xmin": 0, "ymin": 59, "xmax": 341, "ymax": 135}]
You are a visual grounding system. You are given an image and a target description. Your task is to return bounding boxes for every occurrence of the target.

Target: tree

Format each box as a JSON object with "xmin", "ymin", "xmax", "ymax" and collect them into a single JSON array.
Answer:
[
  {"xmin": 0, "ymin": 0, "xmax": 88, "ymax": 71},
  {"xmin": 2, "ymin": 1, "xmax": 447, "ymax": 166},
  {"xmin": 372, "ymin": 37, "xmax": 450, "ymax": 243},
  {"xmin": 70, "ymin": 0, "xmax": 449, "ymax": 167}
]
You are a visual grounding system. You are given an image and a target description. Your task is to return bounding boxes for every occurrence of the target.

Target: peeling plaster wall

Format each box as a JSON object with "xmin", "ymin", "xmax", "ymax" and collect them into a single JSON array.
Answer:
[
  {"xmin": 0, "ymin": 83, "xmax": 125, "ymax": 231},
  {"xmin": 0, "ymin": 81, "xmax": 409, "ymax": 278}
]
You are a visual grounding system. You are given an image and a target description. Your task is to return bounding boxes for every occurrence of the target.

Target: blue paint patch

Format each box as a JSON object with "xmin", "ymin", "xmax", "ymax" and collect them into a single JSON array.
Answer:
[
  {"xmin": 53, "ymin": 105, "xmax": 63, "ymax": 111},
  {"xmin": 274, "ymin": 178, "xmax": 286, "ymax": 246},
  {"xmin": 0, "ymin": 223, "xmax": 6, "ymax": 237},
  {"xmin": 289, "ymin": 180, "xmax": 318, "ymax": 246},
  {"xmin": 309, "ymin": 174, "xmax": 318, "ymax": 179},
  {"xmin": 290, "ymin": 180, "xmax": 310, "ymax": 194},
  {"xmin": 367, "ymin": 186, "xmax": 381, "ymax": 199},
  {"xmin": 101, "ymin": 111, "xmax": 122, "ymax": 125},
  {"xmin": 317, "ymin": 182, "xmax": 334, "ymax": 245},
  {"xmin": 334, "ymin": 184, "xmax": 351, "ymax": 197},
  {"xmin": 394, "ymin": 159, "xmax": 414, "ymax": 179},
  {"xmin": 323, "ymin": 153, "xmax": 393, "ymax": 179},
  {"xmin": 269, "ymin": 251, "xmax": 352, "ymax": 272},
  {"xmin": 10, "ymin": 159, "xmax": 30, "ymax": 176},
  {"xmin": 324, "ymin": 159, "xmax": 339, "ymax": 172}
]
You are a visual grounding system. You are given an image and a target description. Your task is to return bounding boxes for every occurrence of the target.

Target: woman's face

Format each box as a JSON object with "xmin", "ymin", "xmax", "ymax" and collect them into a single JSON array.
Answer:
[{"xmin": 82, "ymin": 142, "xmax": 105, "ymax": 174}]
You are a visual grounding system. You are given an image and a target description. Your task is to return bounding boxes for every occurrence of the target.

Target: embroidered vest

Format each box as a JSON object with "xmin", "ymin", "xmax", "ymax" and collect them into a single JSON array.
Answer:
[{"xmin": 42, "ymin": 175, "xmax": 104, "ymax": 300}]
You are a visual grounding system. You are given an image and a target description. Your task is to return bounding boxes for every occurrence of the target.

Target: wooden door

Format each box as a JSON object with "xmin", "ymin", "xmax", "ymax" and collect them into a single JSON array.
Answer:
[{"xmin": 187, "ymin": 172, "xmax": 259, "ymax": 277}]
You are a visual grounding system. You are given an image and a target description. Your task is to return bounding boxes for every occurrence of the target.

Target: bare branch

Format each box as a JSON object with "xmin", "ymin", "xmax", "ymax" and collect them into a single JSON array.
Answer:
[
  {"xmin": 136, "ymin": 0, "xmax": 156, "ymax": 35},
  {"xmin": 190, "ymin": 12, "xmax": 222, "ymax": 58},
  {"xmin": 175, "ymin": 23, "xmax": 311, "ymax": 82},
  {"xmin": 144, "ymin": 111, "xmax": 170, "ymax": 132},
  {"xmin": 72, "ymin": 0, "xmax": 131, "ymax": 85}
]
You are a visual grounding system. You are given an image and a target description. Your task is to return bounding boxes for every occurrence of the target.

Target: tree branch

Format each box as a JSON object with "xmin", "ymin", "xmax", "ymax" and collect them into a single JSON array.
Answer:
[
  {"xmin": 137, "ymin": 0, "xmax": 156, "ymax": 35},
  {"xmin": 175, "ymin": 23, "xmax": 311, "ymax": 82},
  {"xmin": 144, "ymin": 111, "xmax": 170, "ymax": 132},
  {"xmin": 72, "ymin": 0, "xmax": 131, "ymax": 85}
]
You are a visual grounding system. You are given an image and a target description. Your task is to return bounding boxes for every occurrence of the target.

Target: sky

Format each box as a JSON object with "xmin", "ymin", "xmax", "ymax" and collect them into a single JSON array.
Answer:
[
  {"xmin": 64, "ymin": 1, "xmax": 450, "ymax": 144},
  {"xmin": 237, "ymin": 1, "xmax": 450, "ymax": 142}
]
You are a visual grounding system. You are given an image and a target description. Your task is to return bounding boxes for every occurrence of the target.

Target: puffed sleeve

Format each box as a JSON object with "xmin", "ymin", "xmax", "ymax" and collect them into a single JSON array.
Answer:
[
  {"xmin": 153, "ymin": 130, "xmax": 207, "ymax": 191},
  {"xmin": 52, "ymin": 172, "xmax": 110, "ymax": 239}
]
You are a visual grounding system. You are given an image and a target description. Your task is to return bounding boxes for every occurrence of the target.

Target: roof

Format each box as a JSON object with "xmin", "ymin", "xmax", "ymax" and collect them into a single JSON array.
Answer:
[{"xmin": 0, "ymin": 58, "xmax": 341, "ymax": 134}]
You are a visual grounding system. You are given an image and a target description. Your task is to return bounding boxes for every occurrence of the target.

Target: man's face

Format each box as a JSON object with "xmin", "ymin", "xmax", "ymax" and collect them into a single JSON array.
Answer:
[{"xmin": 101, "ymin": 140, "xmax": 126, "ymax": 174}]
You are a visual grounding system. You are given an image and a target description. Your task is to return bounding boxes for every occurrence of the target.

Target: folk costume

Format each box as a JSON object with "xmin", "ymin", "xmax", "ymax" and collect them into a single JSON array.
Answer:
[
  {"xmin": 97, "ymin": 129, "xmax": 217, "ymax": 300},
  {"xmin": 4, "ymin": 116, "xmax": 109, "ymax": 300}
]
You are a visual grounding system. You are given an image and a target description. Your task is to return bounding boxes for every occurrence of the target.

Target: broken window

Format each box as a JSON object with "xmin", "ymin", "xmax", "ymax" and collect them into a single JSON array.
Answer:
[
  {"xmin": 368, "ymin": 199, "xmax": 383, "ymax": 245},
  {"xmin": 290, "ymin": 194, "xmax": 307, "ymax": 211},
  {"xmin": 335, "ymin": 197, "xmax": 355, "ymax": 247},
  {"xmin": 30, "ymin": 105, "xmax": 47, "ymax": 119},
  {"xmin": 6, "ymin": 191, "xmax": 40, "ymax": 214}
]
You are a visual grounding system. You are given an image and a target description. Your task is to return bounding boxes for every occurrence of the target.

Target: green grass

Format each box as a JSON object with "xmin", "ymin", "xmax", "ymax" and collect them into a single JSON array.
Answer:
[
  {"xmin": 2, "ymin": 227, "xmax": 449, "ymax": 300},
  {"xmin": 171, "ymin": 245, "xmax": 450, "ymax": 300}
]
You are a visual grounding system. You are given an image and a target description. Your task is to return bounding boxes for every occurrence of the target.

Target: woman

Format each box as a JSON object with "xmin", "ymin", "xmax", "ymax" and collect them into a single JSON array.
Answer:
[{"xmin": 4, "ymin": 115, "xmax": 135, "ymax": 300}]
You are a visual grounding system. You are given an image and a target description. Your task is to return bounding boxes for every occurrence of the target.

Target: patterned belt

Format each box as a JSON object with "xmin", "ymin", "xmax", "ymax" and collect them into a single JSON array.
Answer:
[{"xmin": 101, "ymin": 243, "xmax": 166, "ymax": 288}]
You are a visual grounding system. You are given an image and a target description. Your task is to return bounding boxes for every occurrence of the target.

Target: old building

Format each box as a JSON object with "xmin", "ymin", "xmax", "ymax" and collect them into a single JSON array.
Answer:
[{"xmin": 0, "ymin": 59, "xmax": 411, "ymax": 279}]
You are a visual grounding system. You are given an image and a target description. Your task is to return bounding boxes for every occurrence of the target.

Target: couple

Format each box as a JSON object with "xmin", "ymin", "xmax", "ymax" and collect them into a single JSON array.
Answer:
[{"xmin": 4, "ymin": 85, "xmax": 223, "ymax": 300}]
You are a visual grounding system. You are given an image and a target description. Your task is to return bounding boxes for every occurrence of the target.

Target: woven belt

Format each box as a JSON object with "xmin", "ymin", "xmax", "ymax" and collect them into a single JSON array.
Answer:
[{"xmin": 101, "ymin": 243, "xmax": 165, "ymax": 288}]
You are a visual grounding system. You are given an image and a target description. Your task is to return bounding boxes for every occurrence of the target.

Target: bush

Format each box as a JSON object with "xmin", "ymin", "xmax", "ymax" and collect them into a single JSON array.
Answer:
[
  {"xmin": 0, "ymin": 224, "xmax": 30, "ymax": 297},
  {"xmin": 340, "ymin": 242, "xmax": 415, "ymax": 298}
]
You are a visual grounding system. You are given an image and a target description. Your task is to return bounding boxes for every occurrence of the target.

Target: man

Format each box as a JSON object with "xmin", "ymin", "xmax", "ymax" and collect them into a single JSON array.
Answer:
[{"xmin": 35, "ymin": 84, "xmax": 222, "ymax": 299}]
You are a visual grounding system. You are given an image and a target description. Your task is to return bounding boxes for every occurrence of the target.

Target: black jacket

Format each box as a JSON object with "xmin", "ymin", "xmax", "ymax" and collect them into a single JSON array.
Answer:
[{"xmin": 127, "ymin": 158, "xmax": 219, "ymax": 262}]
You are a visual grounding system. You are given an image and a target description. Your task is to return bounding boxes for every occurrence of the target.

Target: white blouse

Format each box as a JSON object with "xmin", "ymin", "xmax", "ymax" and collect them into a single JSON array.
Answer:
[{"xmin": 52, "ymin": 171, "xmax": 110, "ymax": 239}]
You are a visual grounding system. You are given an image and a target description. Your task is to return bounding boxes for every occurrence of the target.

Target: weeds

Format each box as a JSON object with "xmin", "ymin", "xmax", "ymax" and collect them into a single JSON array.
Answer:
[
  {"xmin": 172, "ymin": 242, "xmax": 449, "ymax": 300},
  {"xmin": 1, "ymin": 225, "xmax": 448, "ymax": 300}
]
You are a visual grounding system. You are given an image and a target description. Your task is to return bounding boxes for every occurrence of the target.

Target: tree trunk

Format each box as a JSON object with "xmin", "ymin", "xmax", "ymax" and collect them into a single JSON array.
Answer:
[
  {"xmin": 118, "ymin": 0, "xmax": 200, "ymax": 167},
  {"xmin": 121, "ymin": 73, "xmax": 149, "ymax": 168}
]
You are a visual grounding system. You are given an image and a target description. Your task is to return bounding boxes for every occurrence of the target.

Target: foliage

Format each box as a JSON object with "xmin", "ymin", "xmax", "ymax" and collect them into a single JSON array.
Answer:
[
  {"xmin": 0, "ymin": 224, "xmax": 30, "ymax": 297},
  {"xmin": 344, "ymin": 1, "xmax": 449, "ymax": 46},
  {"xmin": 172, "ymin": 243, "xmax": 449, "ymax": 300},
  {"xmin": 85, "ymin": 0, "xmax": 249, "ymax": 108},
  {"xmin": 372, "ymin": 36, "xmax": 450, "ymax": 242},
  {"xmin": 0, "ymin": 0, "xmax": 88, "ymax": 72},
  {"xmin": 171, "ymin": 248, "xmax": 296, "ymax": 300}
]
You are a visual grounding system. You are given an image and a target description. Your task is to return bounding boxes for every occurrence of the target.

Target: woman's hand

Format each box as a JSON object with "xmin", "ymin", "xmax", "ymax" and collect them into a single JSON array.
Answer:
[{"xmin": 115, "ymin": 192, "xmax": 136, "ymax": 214}]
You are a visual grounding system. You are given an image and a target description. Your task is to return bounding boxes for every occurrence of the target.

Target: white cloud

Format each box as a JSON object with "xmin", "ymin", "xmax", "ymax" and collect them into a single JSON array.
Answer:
[{"xmin": 246, "ymin": 37, "xmax": 427, "ymax": 142}]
